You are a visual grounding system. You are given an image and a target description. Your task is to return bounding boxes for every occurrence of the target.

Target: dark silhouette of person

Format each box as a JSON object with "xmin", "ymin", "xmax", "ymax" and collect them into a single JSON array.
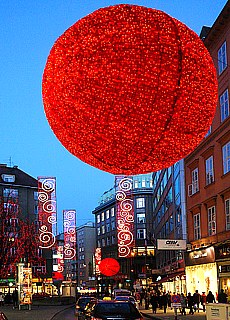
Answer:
[
  {"xmin": 12, "ymin": 289, "xmax": 18, "ymax": 309},
  {"xmin": 206, "ymin": 291, "xmax": 215, "ymax": 303},
  {"xmin": 218, "ymin": 289, "xmax": 228, "ymax": 303}
]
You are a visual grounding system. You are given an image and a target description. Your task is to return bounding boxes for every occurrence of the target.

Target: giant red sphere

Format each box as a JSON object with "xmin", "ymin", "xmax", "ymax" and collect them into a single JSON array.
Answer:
[
  {"xmin": 99, "ymin": 258, "xmax": 120, "ymax": 277},
  {"xmin": 42, "ymin": 4, "xmax": 217, "ymax": 175}
]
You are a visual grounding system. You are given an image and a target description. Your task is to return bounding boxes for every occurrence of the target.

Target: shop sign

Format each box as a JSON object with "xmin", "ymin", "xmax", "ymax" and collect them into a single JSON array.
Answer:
[
  {"xmin": 215, "ymin": 244, "xmax": 230, "ymax": 259},
  {"xmin": 157, "ymin": 239, "xmax": 186, "ymax": 250},
  {"xmin": 185, "ymin": 247, "xmax": 215, "ymax": 266},
  {"xmin": 219, "ymin": 265, "xmax": 230, "ymax": 273}
]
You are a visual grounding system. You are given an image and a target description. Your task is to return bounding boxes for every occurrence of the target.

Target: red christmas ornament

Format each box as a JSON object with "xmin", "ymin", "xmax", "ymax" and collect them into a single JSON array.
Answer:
[
  {"xmin": 42, "ymin": 4, "xmax": 217, "ymax": 175},
  {"xmin": 99, "ymin": 258, "xmax": 120, "ymax": 277}
]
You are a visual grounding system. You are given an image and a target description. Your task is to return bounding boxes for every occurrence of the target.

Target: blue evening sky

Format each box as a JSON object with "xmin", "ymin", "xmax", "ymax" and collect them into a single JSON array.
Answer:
[{"xmin": 0, "ymin": 0, "xmax": 227, "ymax": 231}]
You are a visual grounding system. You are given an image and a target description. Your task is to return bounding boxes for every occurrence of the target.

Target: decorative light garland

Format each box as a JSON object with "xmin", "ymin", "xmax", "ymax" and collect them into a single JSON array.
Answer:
[{"xmin": 42, "ymin": 4, "xmax": 217, "ymax": 175}]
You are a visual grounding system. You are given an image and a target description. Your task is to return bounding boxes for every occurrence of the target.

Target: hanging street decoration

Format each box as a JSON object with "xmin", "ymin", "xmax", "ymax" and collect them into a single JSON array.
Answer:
[
  {"xmin": 99, "ymin": 258, "xmax": 120, "ymax": 277},
  {"xmin": 42, "ymin": 4, "xmax": 218, "ymax": 175},
  {"xmin": 38, "ymin": 177, "xmax": 57, "ymax": 249},
  {"xmin": 95, "ymin": 247, "xmax": 102, "ymax": 275},
  {"xmin": 63, "ymin": 210, "xmax": 77, "ymax": 260},
  {"xmin": 116, "ymin": 176, "xmax": 134, "ymax": 258}
]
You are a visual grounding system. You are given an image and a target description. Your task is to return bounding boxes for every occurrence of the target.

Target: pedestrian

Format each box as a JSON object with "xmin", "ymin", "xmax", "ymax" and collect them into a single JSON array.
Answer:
[
  {"xmin": 0, "ymin": 292, "xmax": 4, "ymax": 306},
  {"xmin": 217, "ymin": 289, "xmax": 228, "ymax": 303},
  {"xmin": 193, "ymin": 289, "xmax": 201, "ymax": 312},
  {"xmin": 187, "ymin": 292, "xmax": 194, "ymax": 315},
  {"xmin": 4, "ymin": 292, "xmax": 11, "ymax": 306},
  {"xmin": 201, "ymin": 292, "xmax": 207, "ymax": 311},
  {"xmin": 180, "ymin": 293, "xmax": 187, "ymax": 315},
  {"xmin": 12, "ymin": 289, "xmax": 18, "ymax": 309},
  {"xmin": 206, "ymin": 291, "xmax": 215, "ymax": 303},
  {"xmin": 161, "ymin": 292, "xmax": 168, "ymax": 313},
  {"xmin": 150, "ymin": 292, "xmax": 158, "ymax": 314},
  {"xmin": 167, "ymin": 291, "xmax": 172, "ymax": 309}
]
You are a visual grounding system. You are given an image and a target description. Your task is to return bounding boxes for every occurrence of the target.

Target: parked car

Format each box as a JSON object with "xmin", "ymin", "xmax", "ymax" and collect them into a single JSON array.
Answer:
[
  {"xmin": 75, "ymin": 296, "xmax": 97, "ymax": 319},
  {"xmin": 115, "ymin": 295, "xmax": 139, "ymax": 309},
  {"xmin": 82, "ymin": 300, "xmax": 143, "ymax": 320}
]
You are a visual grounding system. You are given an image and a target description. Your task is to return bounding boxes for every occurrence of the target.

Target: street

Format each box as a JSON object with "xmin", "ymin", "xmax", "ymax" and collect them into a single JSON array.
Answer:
[{"xmin": 51, "ymin": 306, "xmax": 150, "ymax": 320}]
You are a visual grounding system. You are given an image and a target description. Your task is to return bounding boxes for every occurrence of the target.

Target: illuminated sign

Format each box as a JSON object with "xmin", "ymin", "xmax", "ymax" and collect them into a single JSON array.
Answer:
[
  {"xmin": 116, "ymin": 176, "xmax": 134, "ymax": 258},
  {"xmin": 38, "ymin": 177, "xmax": 57, "ymax": 248},
  {"xmin": 63, "ymin": 210, "xmax": 76, "ymax": 260},
  {"xmin": 157, "ymin": 239, "xmax": 186, "ymax": 250}
]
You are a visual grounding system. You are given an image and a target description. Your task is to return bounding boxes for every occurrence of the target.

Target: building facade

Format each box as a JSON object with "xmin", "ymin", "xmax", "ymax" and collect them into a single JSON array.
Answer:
[
  {"xmin": 0, "ymin": 164, "xmax": 52, "ymax": 294},
  {"xmin": 77, "ymin": 222, "xmax": 96, "ymax": 289},
  {"xmin": 152, "ymin": 161, "xmax": 187, "ymax": 294},
  {"xmin": 185, "ymin": 1, "xmax": 230, "ymax": 297},
  {"xmin": 92, "ymin": 174, "xmax": 155, "ymax": 293}
]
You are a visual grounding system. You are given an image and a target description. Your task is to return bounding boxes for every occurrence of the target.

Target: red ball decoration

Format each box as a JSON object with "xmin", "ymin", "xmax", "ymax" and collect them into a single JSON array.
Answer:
[
  {"xmin": 42, "ymin": 4, "xmax": 217, "ymax": 175},
  {"xmin": 99, "ymin": 258, "xmax": 120, "ymax": 277}
]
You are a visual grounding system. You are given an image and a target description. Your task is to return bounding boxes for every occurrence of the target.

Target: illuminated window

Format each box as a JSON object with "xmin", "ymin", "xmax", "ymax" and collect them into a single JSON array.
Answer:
[
  {"xmin": 137, "ymin": 213, "xmax": 145, "ymax": 224},
  {"xmin": 106, "ymin": 223, "xmax": 110, "ymax": 232},
  {"xmin": 97, "ymin": 214, "xmax": 100, "ymax": 223},
  {"xmin": 137, "ymin": 229, "xmax": 146, "ymax": 239},
  {"xmin": 111, "ymin": 207, "xmax": 115, "ymax": 217},
  {"xmin": 223, "ymin": 142, "xmax": 230, "ymax": 174},
  {"xmin": 208, "ymin": 206, "xmax": 216, "ymax": 236},
  {"xmin": 106, "ymin": 210, "xmax": 110, "ymax": 219},
  {"xmin": 134, "ymin": 180, "xmax": 139, "ymax": 188},
  {"xmin": 220, "ymin": 89, "xmax": 229, "ymax": 122},
  {"xmin": 218, "ymin": 41, "xmax": 227, "ymax": 75},
  {"xmin": 194, "ymin": 213, "xmax": 201, "ymax": 240},
  {"xmin": 101, "ymin": 212, "xmax": 105, "ymax": 221},
  {"xmin": 97, "ymin": 227, "xmax": 100, "ymax": 236},
  {"xmin": 226, "ymin": 199, "xmax": 230, "ymax": 230},
  {"xmin": 101, "ymin": 225, "xmax": 105, "ymax": 234},
  {"xmin": 136, "ymin": 198, "xmax": 145, "ymax": 208},
  {"xmin": 206, "ymin": 156, "xmax": 214, "ymax": 185},
  {"xmin": 111, "ymin": 221, "xmax": 115, "ymax": 230}
]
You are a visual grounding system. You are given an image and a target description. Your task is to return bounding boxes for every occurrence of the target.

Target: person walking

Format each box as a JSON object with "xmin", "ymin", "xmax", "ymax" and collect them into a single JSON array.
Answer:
[
  {"xmin": 180, "ymin": 293, "xmax": 187, "ymax": 315},
  {"xmin": 150, "ymin": 292, "xmax": 158, "ymax": 314},
  {"xmin": 217, "ymin": 289, "xmax": 228, "ymax": 303},
  {"xmin": 12, "ymin": 289, "xmax": 18, "ymax": 309},
  {"xmin": 206, "ymin": 291, "xmax": 215, "ymax": 303},
  {"xmin": 187, "ymin": 292, "xmax": 194, "ymax": 315},
  {"xmin": 193, "ymin": 290, "xmax": 201, "ymax": 312},
  {"xmin": 161, "ymin": 292, "xmax": 168, "ymax": 313},
  {"xmin": 0, "ymin": 292, "xmax": 4, "ymax": 306},
  {"xmin": 201, "ymin": 292, "xmax": 207, "ymax": 311}
]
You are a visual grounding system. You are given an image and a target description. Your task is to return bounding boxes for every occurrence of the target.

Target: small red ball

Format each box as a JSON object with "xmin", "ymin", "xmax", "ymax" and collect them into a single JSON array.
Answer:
[
  {"xmin": 42, "ymin": 4, "xmax": 217, "ymax": 175},
  {"xmin": 99, "ymin": 258, "xmax": 120, "ymax": 277}
]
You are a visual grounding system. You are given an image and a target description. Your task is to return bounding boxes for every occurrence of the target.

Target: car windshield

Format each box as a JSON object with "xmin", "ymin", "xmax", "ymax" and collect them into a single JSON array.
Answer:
[
  {"xmin": 95, "ymin": 302, "xmax": 137, "ymax": 315},
  {"xmin": 78, "ymin": 298, "xmax": 93, "ymax": 308}
]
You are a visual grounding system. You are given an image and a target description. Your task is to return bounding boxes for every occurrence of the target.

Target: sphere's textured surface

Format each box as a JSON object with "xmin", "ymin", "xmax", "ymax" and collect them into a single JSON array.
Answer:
[
  {"xmin": 42, "ymin": 4, "xmax": 217, "ymax": 175},
  {"xmin": 99, "ymin": 258, "xmax": 120, "ymax": 276}
]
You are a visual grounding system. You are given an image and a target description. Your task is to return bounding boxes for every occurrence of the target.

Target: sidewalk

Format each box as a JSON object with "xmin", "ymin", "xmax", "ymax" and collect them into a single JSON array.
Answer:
[
  {"xmin": 140, "ymin": 307, "xmax": 206, "ymax": 320},
  {"xmin": 0, "ymin": 304, "xmax": 74, "ymax": 320}
]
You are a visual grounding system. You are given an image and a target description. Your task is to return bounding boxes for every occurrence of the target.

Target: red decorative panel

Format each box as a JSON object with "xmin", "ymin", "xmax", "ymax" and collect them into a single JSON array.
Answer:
[
  {"xmin": 116, "ymin": 176, "xmax": 134, "ymax": 258},
  {"xmin": 95, "ymin": 247, "xmax": 101, "ymax": 275},
  {"xmin": 63, "ymin": 210, "xmax": 76, "ymax": 260},
  {"xmin": 38, "ymin": 177, "xmax": 57, "ymax": 248}
]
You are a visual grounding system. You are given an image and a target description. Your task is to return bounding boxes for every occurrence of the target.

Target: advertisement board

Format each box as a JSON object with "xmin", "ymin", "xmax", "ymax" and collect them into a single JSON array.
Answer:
[{"xmin": 157, "ymin": 239, "xmax": 186, "ymax": 250}]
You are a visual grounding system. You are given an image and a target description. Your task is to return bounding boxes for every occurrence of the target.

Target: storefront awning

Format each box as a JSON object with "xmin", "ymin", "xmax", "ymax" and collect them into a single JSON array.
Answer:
[{"xmin": 155, "ymin": 271, "xmax": 185, "ymax": 284}]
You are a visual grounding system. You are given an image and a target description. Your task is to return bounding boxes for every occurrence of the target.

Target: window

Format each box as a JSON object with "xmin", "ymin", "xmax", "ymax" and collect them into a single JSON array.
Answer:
[
  {"xmin": 136, "ymin": 198, "xmax": 145, "ymax": 208},
  {"xmin": 194, "ymin": 213, "xmax": 201, "ymax": 240},
  {"xmin": 101, "ymin": 212, "xmax": 105, "ymax": 221},
  {"xmin": 106, "ymin": 210, "xmax": 110, "ymax": 220},
  {"xmin": 223, "ymin": 142, "xmax": 230, "ymax": 174},
  {"xmin": 137, "ymin": 229, "xmax": 146, "ymax": 239},
  {"xmin": 112, "ymin": 235, "xmax": 115, "ymax": 244},
  {"xmin": 220, "ymin": 89, "xmax": 229, "ymax": 122},
  {"xmin": 142, "ymin": 179, "xmax": 146, "ymax": 187},
  {"xmin": 97, "ymin": 214, "xmax": 100, "ymax": 223},
  {"xmin": 97, "ymin": 227, "xmax": 100, "ymax": 236},
  {"xmin": 134, "ymin": 180, "xmax": 139, "ymax": 188},
  {"xmin": 111, "ymin": 221, "xmax": 115, "ymax": 230},
  {"xmin": 218, "ymin": 41, "xmax": 227, "ymax": 75},
  {"xmin": 188, "ymin": 168, "xmax": 199, "ymax": 195},
  {"xmin": 1, "ymin": 174, "xmax": 15, "ymax": 182},
  {"xmin": 137, "ymin": 213, "xmax": 146, "ymax": 224},
  {"xmin": 102, "ymin": 239, "xmax": 105, "ymax": 247},
  {"xmin": 206, "ymin": 156, "xmax": 214, "ymax": 185},
  {"xmin": 3, "ymin": 188, "xmax": 18, "ymax": 199},
  {"xmin": 226, "ymin": 199, "xmax": 230, "ymax": 230},
  {"xmin": 106, "ymin": 223, "xmax": 110, "ymax": 232},
  {"xmin": 205, "ymin": 126, "xmax": 212, "ymax": 137},
  {"xmin": 111, "ymin": 207, "xmax": 115, "ymax": 217},
  {"xmin": 101, "ymin": 225, "xmax": 105, "ymax": 234},
  {"xmin": 106, "ymin": 237, "xmax": 110, "ymax": 245},
  {"xmin": 208, "ymin": 206, "xmax": 216, "ymax": 235}
]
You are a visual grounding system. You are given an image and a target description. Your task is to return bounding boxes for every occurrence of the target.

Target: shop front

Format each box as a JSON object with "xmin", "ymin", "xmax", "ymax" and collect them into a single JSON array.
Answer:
[
  {"xmin": 215, "ymin": 242, "xmax": 230, "ymax": 299},
  {"xmin": 185, "ymin": 246, "xmax": 218, "ymax": 295}
]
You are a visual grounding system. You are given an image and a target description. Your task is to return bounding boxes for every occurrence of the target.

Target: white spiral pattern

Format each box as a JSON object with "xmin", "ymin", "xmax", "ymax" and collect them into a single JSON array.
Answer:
[
  {"xmin": 48, "ymin": 215, "xmax": 57, "ymax": 224},
  {"xmin": 43, "ymin": 200, "xmax": 56, "ymax": 213},
  {"xmin": 42, "ymin": 179, "xmax": 55, "ymax": 192},
  {"xmin": 38, "ymin": 192, "xmax": 48, "ymax": 202},
  {"xmin": 119, "ymin": 178, "xmax": 133, "ymax": 191},
  {"xmin": 39, "ymin": 225, "xmax": 55, "ymax": 248}
]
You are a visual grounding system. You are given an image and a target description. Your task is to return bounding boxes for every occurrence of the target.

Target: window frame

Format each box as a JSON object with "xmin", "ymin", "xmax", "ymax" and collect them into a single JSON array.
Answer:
[
  {"xmin": 222, "ymin": 141, "xmax": 230, "ymax": 174},
  {"xmin": 208, "ymin": 206, "xmax": 216, "ymax": 236},
  {"xmin": 218, "ymin": 41, "xmax": 227, "ymax": 75},
  {"xmin": 220, "ymin": 89, "xmax": 229, "ymax": 122},
  {"xmin": 205, "ymin": 156, "xmax": 214, "ymax": 185},
  {"xmin": 194, "ymin": 213, "xmax": 201, "ymax": 240}
]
